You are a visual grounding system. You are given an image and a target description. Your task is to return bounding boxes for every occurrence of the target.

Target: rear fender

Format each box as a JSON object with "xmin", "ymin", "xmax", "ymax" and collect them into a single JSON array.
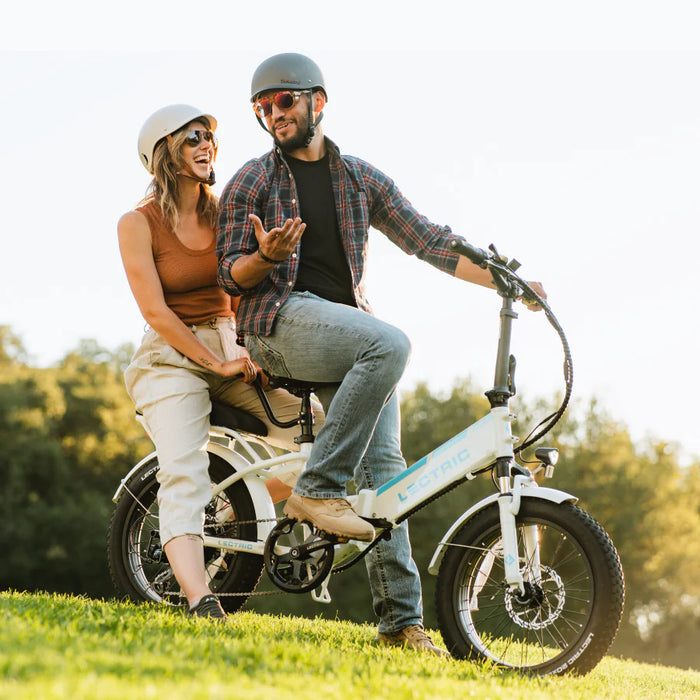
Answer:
[
  {"xmin": 206, "ymin": 442, "xmax": 276, "ymax": 542},
  {"xmin": 112, "ymin": 442, "xmax": 276, "ymax": 543},
  {"xmin": 112, "ymin": 451, "xmax": 158, "ymax": 503}
]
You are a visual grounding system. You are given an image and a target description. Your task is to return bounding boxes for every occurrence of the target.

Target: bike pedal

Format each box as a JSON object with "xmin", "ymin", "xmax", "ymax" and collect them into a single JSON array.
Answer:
[
  {"xmin": 365, "ymin": 518, "xmax": 393, "ymax": 529},
  {"xmin": 317, "ymin": 530, "xmax": 346, "ymax": 544}
]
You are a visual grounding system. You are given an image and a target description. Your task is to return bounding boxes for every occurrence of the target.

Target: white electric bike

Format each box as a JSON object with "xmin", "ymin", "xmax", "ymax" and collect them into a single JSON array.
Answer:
[{"xmin": 108, "ymin": 241, "xmax": 624, "ymax": 676}]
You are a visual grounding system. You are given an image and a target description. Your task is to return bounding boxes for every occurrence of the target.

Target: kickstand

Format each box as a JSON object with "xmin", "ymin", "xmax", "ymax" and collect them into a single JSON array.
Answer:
[{"xmin": 311, "ymin": 574, "xmax": 332, "ymax": 604}]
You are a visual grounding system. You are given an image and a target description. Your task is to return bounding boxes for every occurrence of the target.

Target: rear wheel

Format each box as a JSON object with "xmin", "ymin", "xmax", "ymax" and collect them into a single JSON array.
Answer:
[
  {"xmin": 107, "ymin": 453, "xmax": 264, "ymax": 612},
  {"xmin": 435, "ymin": 500, "xmax": 624, "ymax": 675}
]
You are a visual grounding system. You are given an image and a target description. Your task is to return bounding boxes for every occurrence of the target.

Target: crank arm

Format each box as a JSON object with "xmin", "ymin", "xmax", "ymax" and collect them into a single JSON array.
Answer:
[{"xmin": 303, "ymin": 538, "xmax": 337, "ymax": 554}]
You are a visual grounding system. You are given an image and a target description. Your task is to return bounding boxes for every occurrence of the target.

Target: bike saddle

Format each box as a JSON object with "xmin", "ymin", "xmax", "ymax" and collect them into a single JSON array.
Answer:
[
  {"xmin": 209, "ymin": 401, "xmax": 268, "ymax": 436},
  {"xmin": 135, "ymin": 404, "xmax": 268, "ymax": 436},
  {"xmin": 266, "ymin": 375, "xmax": 332, "ymax": 395}
]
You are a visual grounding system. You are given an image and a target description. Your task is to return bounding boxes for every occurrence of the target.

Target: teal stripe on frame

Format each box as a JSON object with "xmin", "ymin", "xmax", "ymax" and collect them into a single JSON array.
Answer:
[{"xmin": 375, "ymin": 421, "xmax": 478, "ymax": 496}]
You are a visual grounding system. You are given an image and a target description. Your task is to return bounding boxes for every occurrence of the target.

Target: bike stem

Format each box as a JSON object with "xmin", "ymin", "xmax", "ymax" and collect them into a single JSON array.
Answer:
[
  {"xmin": 486, "ymin": 295, "xmax": 518, "ymax": 411},
  {"xmin": 487, "ymin": 293, "xmax": 519, "ymax": 489}
]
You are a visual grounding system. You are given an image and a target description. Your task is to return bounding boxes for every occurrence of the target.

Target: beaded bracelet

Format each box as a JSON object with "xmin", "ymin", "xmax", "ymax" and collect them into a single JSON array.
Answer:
[{"xmin": 257, "ymin": 248, "xmax": 286, "ymax": 265}]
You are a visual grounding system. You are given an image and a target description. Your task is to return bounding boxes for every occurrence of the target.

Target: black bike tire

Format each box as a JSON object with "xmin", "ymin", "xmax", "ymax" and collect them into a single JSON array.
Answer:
[
  {"xmin": 435, "ymin": 500, "xmax": 624, "ymax": 675},
  {"xmin": 107, "ymin": 453, "xmax": 264, "ymax": 613}
]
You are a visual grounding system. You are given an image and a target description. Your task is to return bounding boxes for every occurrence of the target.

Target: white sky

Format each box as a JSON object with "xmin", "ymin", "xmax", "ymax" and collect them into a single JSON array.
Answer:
[{"xmin": 2, "ymin": 2, "xmax": 699, "ymax": 462}]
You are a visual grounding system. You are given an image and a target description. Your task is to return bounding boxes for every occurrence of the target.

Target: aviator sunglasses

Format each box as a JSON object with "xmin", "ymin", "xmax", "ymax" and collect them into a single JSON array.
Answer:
[
  {"xmin": 183, "ymin": 129, "xmax": 218, "ymax": 148},
  {"xmin": 253, "ymin": 90, "xmax": 309, "ymax": 118}
]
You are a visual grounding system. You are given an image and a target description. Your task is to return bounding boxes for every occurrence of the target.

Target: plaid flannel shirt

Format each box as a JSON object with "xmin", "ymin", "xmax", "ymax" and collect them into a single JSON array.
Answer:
[{"xmin": 217, "ymin": 137, "xmax": 462, "ymax": 338}]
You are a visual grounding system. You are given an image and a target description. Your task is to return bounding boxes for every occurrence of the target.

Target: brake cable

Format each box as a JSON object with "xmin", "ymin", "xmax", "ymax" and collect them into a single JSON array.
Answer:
[{"xmin": 490, "ymin": 260, "xmax": 574, "ymax": 455}]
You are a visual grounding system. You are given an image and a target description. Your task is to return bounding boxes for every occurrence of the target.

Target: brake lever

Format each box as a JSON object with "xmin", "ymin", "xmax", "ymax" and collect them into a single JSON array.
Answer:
[
  {"xmin": 517, "ymin": 278, "xmax": 545, "ymax": 307},
  {"xmin": 488, "ymin": 243, "xmax": 510, "ymax": 266},
  {"xmin": 487, "ymin": 259, "xmax": 520, "ymax": 298}
]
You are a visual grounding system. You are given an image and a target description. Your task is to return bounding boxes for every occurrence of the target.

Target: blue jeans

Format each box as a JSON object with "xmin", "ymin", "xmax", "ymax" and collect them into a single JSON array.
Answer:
[{"xmin": 245, "ymin": 292, "xmax": 423, "ymax": 633}]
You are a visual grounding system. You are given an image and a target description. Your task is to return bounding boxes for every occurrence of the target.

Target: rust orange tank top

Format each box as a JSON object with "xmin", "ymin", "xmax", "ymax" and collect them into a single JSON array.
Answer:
[{"xmin": 137, "ymin": 200, "xmax": 233, "ymax": 324}]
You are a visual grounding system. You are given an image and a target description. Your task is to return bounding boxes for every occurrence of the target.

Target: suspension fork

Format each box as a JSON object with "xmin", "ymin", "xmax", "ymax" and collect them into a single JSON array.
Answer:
[
  {"xmin": 522, "ymin": 523, "xmax": 542, "ymax": 585},
  {"xmin": 495, "ymin": 459, "xmax": 543, "ymax": 592},
  {"xmin": 495, "ymin": 457, "xmax": 526, "ymax": 593}
]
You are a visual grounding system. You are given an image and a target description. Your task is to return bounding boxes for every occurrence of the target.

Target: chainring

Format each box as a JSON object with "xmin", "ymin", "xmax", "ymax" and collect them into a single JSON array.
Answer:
[{"xmin": 264, "ymin": 517, "xmax": 335, "ymax": 593}]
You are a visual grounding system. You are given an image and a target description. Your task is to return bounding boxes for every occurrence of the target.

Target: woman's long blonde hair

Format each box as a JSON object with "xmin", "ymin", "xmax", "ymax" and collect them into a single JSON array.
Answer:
[{"xmin": 141, "ymin": 117, "xmax": 218, "ymax": 231}]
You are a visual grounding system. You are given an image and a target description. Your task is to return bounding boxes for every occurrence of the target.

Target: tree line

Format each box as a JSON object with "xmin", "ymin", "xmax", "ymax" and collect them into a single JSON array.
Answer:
[{"xmin": 1, "ymin": 325, "xmax": 698, "ymax": 669}]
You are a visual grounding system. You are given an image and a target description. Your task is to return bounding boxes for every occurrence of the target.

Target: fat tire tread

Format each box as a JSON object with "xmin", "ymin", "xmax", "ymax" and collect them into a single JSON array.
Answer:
[{"xmin": 435, "ymin": 500, "xmax": 624, "ymax": 675}]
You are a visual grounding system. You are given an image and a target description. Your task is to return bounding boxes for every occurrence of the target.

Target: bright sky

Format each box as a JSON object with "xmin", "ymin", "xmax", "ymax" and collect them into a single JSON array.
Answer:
[{"xmin": 2, "ymin": 2, "xmax": 699, "ymax": 462}]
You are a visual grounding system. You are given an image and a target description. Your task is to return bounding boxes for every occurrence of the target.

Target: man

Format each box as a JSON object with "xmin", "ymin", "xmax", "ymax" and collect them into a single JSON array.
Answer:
[{"xmin": 217, "ymin": 53, "xmax": 544, "ymax": 654}]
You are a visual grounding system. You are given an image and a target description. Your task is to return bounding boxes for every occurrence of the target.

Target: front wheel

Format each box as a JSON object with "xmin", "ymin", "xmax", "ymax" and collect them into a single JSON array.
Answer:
[
  {"xmin": 107, "ymin": 453, "xmax": 264, "ymax": 613},
  {"xmin": 435, "ymin": 500, "xmax": 624, "ymax": 675}
]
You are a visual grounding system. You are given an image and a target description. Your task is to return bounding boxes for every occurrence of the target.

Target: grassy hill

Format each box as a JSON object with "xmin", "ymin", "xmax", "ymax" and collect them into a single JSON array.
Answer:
[{"xmin": 2, "ymin": 591, "xmax": 698, "ymax": 699}]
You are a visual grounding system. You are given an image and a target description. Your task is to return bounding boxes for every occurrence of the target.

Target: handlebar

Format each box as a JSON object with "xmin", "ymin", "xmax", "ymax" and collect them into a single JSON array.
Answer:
[
  {"xmin": 449, "ymin": 238, "xmax": 524, "ymax": 299},
  {"xmin": 448, "ymin": 238, "xmax": 490, "ymax": 268}
]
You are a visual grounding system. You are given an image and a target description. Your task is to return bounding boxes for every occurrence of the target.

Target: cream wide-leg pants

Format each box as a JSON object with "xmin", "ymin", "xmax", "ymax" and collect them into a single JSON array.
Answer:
[{"xmin": 124, "ymin": 318, "xmax": 324, "ymax": 545}]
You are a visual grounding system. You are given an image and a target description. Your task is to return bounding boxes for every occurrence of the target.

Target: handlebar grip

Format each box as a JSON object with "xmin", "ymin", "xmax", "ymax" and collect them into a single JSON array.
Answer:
[{"xmin": 448, "ymin": 238, "xmax": 489, "ymax": 267}]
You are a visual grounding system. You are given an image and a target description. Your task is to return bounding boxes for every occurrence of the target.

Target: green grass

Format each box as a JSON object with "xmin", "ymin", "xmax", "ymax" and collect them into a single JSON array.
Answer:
[{"xmin": 2, "ymin": 591, "xmax": 698, "ymax": 700}]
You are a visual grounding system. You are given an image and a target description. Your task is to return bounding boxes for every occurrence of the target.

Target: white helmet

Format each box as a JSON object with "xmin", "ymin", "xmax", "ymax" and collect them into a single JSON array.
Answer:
[{"xmin": 137, "ymin": 104, "xmax": 218, "ymax": 173}]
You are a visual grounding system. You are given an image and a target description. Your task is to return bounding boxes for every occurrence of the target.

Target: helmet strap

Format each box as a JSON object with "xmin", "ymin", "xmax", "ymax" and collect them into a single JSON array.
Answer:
[
  {"xmin": 255, "ymin": 114, "xmax": 272, "ymax": 136},
  {"xmin": 177, "ymin": 169, "xmax": 216, "ymax": 186},
  {"xmin": 303, "ymin": 103, "xmax": 323, "ymax": 147}
]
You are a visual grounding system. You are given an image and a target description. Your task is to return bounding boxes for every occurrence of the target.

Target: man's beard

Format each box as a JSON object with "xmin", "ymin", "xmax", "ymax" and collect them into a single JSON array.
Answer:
[{"xmin": 273, "ymin": 112, "xmax": 312, "ymax": 152}]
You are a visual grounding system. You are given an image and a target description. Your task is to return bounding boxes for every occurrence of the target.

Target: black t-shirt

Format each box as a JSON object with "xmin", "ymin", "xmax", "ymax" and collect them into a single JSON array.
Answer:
[{"xmin": 286, "ymin": 152, "xmax": 356, "ymax": 306}]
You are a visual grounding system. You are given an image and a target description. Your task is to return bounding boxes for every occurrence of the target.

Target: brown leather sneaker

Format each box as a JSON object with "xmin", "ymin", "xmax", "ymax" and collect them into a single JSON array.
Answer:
[
  {"xmin": 283, "ymin": 494, "xmax": 375, "ymax": 541},
  {"xmin": 377, "ymin": 625, "xmax": 450, "ymax": 657}
]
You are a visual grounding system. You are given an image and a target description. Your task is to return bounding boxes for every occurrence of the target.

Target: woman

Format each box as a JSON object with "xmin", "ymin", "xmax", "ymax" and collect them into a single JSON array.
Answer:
[{"xmin": 118, "ymin": 104, "xmax": 322, "ymax": 619}]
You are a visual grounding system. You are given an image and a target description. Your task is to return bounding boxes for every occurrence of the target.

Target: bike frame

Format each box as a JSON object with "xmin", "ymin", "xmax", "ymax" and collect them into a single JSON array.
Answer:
[
  {"xmin": 189, "ymin": 399, "xmax": 517, "ymax": 555},
  {"xmin": 351, "ymin": 405, "xmax": 516, "ymax": 521}
]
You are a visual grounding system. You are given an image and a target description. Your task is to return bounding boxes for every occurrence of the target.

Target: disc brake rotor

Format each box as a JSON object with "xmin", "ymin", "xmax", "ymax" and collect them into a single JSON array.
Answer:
[{"xmin": 504, "ymin": 566, "xmax": 566, "ymax": 630}]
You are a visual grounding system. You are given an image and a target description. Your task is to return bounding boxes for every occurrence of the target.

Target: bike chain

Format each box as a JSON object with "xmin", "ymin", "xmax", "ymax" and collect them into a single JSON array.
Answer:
[
  {"xmin": 127, "ymin": 482, "xmax": 374, "ymax": 599},
  {"xmin": 205, "ymin": 516, "xmax": 286, "ymax": 597}
]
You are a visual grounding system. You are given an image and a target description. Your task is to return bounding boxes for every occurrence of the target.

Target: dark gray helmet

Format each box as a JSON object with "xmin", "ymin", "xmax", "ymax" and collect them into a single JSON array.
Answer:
[{"xmin": 250, "ymin": 53, "xmax": 327, "ymax": 103}]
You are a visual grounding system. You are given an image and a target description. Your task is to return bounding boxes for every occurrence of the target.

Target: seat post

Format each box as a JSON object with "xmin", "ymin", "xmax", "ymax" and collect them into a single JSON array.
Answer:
[
  {"xmin": 295, "ymin": 389, "xmax": 316, "ymax": 445},
  {"xmin": 253, "ymin": 376, "xmax": 321, "ymax": 442}
]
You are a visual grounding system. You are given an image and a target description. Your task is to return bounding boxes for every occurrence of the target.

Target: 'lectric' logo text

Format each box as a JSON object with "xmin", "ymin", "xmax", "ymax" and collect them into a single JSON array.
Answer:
[{"xmin": 397, "ymin": 449, "xmax": 470, "ymax": 502}]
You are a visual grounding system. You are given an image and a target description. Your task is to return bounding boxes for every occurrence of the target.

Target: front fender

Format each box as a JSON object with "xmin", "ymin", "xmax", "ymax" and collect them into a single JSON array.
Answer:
[{"xmin": 427, "ymin": 485, "xmax": 577, "ymax": 575}]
